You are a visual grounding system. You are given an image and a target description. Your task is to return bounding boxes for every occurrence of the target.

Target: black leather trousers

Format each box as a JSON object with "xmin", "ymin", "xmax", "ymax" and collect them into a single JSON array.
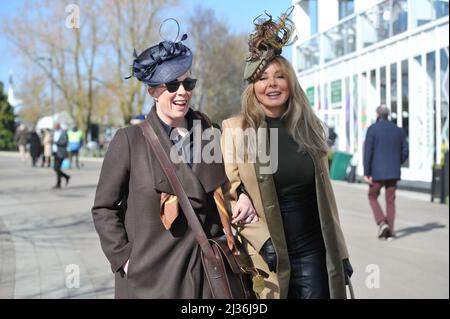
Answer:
[
  {"xmin": 278, "ymin": 196, "xmax": 330, "ymax": 299},
  {"xmin": 287, "ymin": 250, "xmax": 330, "ymax": 299}
]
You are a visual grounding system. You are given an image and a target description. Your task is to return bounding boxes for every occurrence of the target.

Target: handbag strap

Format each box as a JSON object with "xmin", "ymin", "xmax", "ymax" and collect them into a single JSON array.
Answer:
[
  {"xmin": 139, "ymin": 120, "xmax": 232, "ymax": 298},
  {"xmin": 347, "ymin": 276, "xmax": 355, "ymax": 299}
]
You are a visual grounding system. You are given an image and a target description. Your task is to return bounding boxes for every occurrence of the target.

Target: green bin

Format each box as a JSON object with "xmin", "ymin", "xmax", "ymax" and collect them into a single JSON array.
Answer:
[{"xmin": 330, "ymin": 151, "xmax": 353, "ymax": 180}]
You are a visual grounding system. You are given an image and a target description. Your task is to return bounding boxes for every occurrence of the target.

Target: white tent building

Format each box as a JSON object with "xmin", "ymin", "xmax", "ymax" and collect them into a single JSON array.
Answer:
[{"xmin": 36, "ymin": 112, "xmax": 74, "ymax": 131}]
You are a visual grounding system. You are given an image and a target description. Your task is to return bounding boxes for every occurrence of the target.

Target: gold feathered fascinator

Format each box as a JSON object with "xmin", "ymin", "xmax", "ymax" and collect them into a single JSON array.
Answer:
[{"xmin": 244, "ymin": 6, "xmax": 297, "ymax": 82}]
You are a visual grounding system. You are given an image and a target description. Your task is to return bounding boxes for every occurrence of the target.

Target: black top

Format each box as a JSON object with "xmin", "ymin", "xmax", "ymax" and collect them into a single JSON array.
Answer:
[
  {"xmin": 266, "ymin": 116, "xmax": 325, "ymax": 257},
  {"xmin": 157, "ymin": 112, "xmax": 194, "ymax": 166},
  {"xmin": 266, "ymin": 117, "xmax": 316, "ymax": 201}
]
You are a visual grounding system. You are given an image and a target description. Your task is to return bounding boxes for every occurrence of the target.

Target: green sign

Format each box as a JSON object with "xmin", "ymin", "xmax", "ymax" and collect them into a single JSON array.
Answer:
[
  {"xmin": 306, "ymin": 87, "xmax": 315, "ymax": 107},
  {"xmin": 331, "ymin": 79, "xmax": 342, "ymax": 104}
]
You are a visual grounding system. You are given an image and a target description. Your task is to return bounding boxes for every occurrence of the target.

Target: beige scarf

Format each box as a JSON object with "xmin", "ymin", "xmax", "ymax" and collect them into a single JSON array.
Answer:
[{"xmin": 160, "ymin": 187, "xmax": 235, "ymax": 251}]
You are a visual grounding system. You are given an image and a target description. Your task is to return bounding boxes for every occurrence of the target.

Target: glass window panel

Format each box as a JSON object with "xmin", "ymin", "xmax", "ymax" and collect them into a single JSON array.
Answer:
[
  {"xmin": 381, "ymin": 66, "xmax": 387, "ymax": 106},
  {"xmin": 300, "ymin": 0, "xmax": 319, "ymax": 35},
  {"xmin": 323, "ymin": 16, "xmax": 356, "ymax": 63},
  {"xmin": 339, "ymin": 0, "xmax": 354, "ymax": 20},
  {"xmin": 324, "ymin": 83, "xmax": 329, "ymax": 111},
  {"xmin": 360, "ymin": 8, "xmax": 377, "ymax": 48},
  {"xmin": 317, "ymin": 85, "xmax": 321, "ymax": 111},
  {"xmin": 402, "ymin": 59, "xmax": 409, "ymax": 167},
  {"xmin": 310, "ymin": 0, "xmax": 318, "ymax": 34},
  {"xmin": 391, "ymin": 63, "xmax": 398, "ymax": 124},
  {"xmin": 370, "ymin": 69, "xmax": 377, "ymax": 124},
  {"xmin": 376, "ymin": 1, "xmax": 391, "ymax": 41},
  {"xmin": 297, "ymin": 36, "xmax": 320, "ymax": 72},
  {"xmin": 411, "ymin": 0, "xmax": 437, "ymax": 27},
  {"xmin": 361, "ymin": 72, "xmax": 368, "ymax": 130},
  {"xmin": 322, "ymin": 35, "xmax": 333, "ymax": 63},
  {"xmin": 360, "ymin": 0, "xmax": 408, "ymax": 48},
  {"xmin": 343, "ymin": 17, "xmax": 357, "ymax": 55},
  {"xmin": 440, "ymin": 47, "xmax": 449, "ymax": 162},
  {"xmin": 392, "ymin": 0, "xmax": 408, "ymax": 36},
  {"xmin": 324, "ymin": 25, "xmax": 342, "ymax": 62},
  {"xmin": 427, "ymin": 51, "xmax": 437, "ymax": 163},
  {"xmin": 360, "ymin": 1, "xmax": 390, "ymax": 48},
  {"xmin": 353, "ymin": 74, "xmax": 359, "ymax": 152},
  {"xmin": 345, "ymin": 76, "xmax": 351, "ymax": 151},
  {"xmin": 436, "ymin": 0, "xmax": 449, "ymax": 19}
]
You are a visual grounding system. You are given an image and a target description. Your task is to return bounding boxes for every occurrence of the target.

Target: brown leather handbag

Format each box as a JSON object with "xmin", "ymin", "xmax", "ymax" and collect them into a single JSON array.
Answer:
[
  {"xmin": 203, "ymin": 234, "xmax": 259, "ymax": 299},
  {"xmin": 140, "ymin": 121, "xmax": 266, "ymax": 299}
]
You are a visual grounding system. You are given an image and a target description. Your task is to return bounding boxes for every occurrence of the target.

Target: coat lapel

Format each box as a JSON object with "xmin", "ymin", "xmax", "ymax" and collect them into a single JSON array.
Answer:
[
  {"xmin": 190, "ymin": 113, "xmax": 227, "ymax": 193},
  {"xmin": 146, "ymin": 108, "xmax": 206, "ymax": 205}
]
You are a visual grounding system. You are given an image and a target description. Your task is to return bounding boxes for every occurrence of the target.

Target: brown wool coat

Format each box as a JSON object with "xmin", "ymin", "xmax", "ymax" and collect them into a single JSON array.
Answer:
[
  {"xmin": 92, "ymin": 107, "xmax": 227, "ymax": 298},
  {"xmin": 221, "ymin": 116, "xmax": 350, "ymax": 299}
]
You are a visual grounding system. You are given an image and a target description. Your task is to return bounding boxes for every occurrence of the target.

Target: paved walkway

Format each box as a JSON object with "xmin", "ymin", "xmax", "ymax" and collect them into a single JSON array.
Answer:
[
  {"xmin": 0, "ymin": 151, "xmax": 448, "ymax": 298},
  {"xmin": 0, "ymin": 152, "xmax": 111, "ymax": 298},
  {"xmin": 333, "ymin": 180, "xmax": 448, "ymax": 298}
]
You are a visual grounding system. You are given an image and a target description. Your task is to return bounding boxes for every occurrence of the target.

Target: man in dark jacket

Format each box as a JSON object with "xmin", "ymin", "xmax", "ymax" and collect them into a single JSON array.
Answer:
[
  {"xmin": 363, "ymin": 105, "xmax": 409, "ymax": 240},
  {"xmin": 52, "ymin": 123, "xmax": 70, "ymax": 189}
]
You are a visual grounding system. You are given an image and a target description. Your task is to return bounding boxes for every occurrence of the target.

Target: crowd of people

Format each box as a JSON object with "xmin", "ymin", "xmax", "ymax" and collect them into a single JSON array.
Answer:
[{"xmin": 14, "ymin": 123, "xmax": 83, "ymax": 189}]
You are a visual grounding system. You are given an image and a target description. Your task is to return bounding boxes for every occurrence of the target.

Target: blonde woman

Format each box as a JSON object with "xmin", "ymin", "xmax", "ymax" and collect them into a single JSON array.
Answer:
[{"xmin": 221, "ymin": 10, "xmax": 352, "ymax": 299}]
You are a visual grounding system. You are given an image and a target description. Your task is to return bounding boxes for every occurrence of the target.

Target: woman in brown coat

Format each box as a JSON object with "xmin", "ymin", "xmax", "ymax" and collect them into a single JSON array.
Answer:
[
  {"xmin": 221, "ymin": 9, "xmax": 353, "ymax": 299},
  {"xmin": 92, "ymin": 34, "xmax": 229, "ymax": 298}
]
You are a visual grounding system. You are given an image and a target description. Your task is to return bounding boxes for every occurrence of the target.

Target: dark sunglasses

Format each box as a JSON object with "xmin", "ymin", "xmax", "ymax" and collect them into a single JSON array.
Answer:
[{"xmin": 164, "ymin": 78, "xmax": 197, "ymax": 93}]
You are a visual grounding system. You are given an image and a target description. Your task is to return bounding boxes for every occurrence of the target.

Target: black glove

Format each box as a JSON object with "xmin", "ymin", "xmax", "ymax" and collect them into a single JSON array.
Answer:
[
  {"xmin": 342, "ymin": 258, "xmax": 353, "ymax": 285},
  {"xmin": 260, "ymin": 239, "xmax": 277, "ymax": 273},
  {"xmin": 236, "ymin": 183, "xmax": 250, "ymax": 199}
]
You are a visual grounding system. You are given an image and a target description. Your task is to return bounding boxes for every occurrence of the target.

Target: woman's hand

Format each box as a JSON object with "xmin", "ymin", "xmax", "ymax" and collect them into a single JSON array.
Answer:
[{"xmin": 231, "ymin": 193, "xmax": 259, "ymax": 225}]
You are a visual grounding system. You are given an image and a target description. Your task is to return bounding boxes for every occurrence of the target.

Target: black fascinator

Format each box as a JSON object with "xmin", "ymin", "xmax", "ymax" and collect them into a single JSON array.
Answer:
[{"xmin": 126, "ymin": 19, "xmax": 193, "ymax": 86}]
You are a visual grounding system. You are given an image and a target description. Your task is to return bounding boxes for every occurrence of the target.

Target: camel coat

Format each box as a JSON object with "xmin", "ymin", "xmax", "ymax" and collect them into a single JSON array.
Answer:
[
  {"xmin": 221, "ymin": 116, "xmax": 350, "ymax": 299},
  {"xmin": 92, "ymin": 108, "xmax": 227, "ymax": 298},
  {"xmin": 43, "ymin": 131, "xmax": 53, "ymax": 157}
]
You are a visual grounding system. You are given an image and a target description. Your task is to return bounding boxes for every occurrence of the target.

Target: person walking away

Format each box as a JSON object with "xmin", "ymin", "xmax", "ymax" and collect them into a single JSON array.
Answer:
[
  {"xmin": 67, "ymin": 126, "xmax": 83, "ymax": 168},
  {"xmin": 14, "ymin": 124, "xmax": 28, "ymax": 162},
  {"xmin": 363, "ymin": 105, "xmax": 409, "ymax": 240},
  {"xmin": 28, "ymin": 128, "xmax": 42, "ymax": 167},
  {"xmin": 327, "ymin": 126, "xmax": 338, "ymax": 168},
  {"xmin": 39, "ymin": 129, "xmax": 46, "ymax": 166},
  {"xmin": 52, "ymin": 123, "xmax": 70, "ymax": 189}
]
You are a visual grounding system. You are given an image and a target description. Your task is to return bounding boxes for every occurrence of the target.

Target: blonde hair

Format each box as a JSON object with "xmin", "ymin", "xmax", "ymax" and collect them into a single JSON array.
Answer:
[{"xmin": 241, "ymin": 56, "xmax": 329, "ymax": 156}]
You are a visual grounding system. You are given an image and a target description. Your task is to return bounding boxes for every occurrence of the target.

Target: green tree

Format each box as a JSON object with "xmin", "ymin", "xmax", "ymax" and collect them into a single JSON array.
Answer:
[{"xmin": 0, "ymin": 81, "xmax": 16, "ymax": 150}]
